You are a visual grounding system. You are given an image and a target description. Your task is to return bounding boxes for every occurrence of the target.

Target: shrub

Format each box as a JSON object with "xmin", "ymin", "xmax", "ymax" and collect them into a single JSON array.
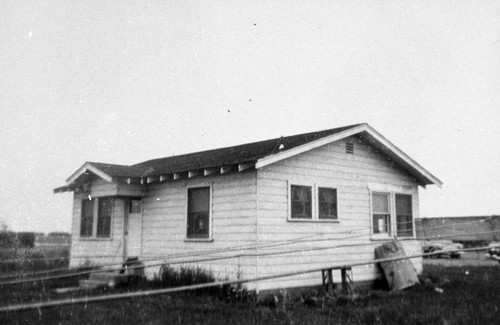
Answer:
[{"xmin": 156, "ymin": 265, "xmax": 215, "ymax": 288}]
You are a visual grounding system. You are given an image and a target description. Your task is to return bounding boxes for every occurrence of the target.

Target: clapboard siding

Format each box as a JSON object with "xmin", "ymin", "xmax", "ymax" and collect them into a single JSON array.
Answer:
[
  {"xmin": 69, "ymin": 192, "xmax": 125, "ymax": 268},
  {"xmin": 140, "ymin": 171, "xmax": 258, "ymax": 284},
  {"xmin": 255, "ymin": 136, "xmax": 421, "ymax": 291}
]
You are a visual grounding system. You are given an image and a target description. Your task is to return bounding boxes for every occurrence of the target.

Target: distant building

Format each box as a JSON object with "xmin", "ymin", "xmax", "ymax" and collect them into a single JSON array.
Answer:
[{"xmin": 416, "ymin": 215, "xmax": 500, "ymax": 244}]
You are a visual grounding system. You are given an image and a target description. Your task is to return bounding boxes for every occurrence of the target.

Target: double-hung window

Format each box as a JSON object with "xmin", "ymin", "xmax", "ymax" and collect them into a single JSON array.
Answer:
[
  {"xmin": 396, "ymin": 194, "xmax": 413, "ymax": 237},
  {"xmin": 187, "ymin": 187, "xmax": 211, "ymax": 239},
  {"xmin": 370, "ymin": 189, "xmax": 414, "ymax": 238},
  {"xmin": 372, "ymin": 193, "xmax": 390, "ymax": 234},
  {"xmin": 290, "ymin": 184, "xmax": 338, "ymax": 221},
  {"xmin": 80, "ymin": 197, "xmax": 113, "ymax": 239},
  {"xmin": 291, "ymin": 185, "xmax": 312, "ymax": 219},
  {"xmin": 318, "ymin": 187, "xmax": 337, "ymax": 220}
]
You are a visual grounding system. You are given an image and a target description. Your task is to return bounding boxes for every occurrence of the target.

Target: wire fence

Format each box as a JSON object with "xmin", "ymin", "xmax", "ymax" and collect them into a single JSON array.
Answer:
[
  {"xmin": 0, "ymin": 244, "xmax": 497, "ymax": 313},
  {"xmin": 0, "ymin": 227, "xmax": 498, "ymax": 286}
]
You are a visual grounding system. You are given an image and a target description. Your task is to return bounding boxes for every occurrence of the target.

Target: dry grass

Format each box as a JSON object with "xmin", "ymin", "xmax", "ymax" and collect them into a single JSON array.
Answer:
[{"xmin": 0, "ymin": 263, "xmax": 499, "ymax": 324}]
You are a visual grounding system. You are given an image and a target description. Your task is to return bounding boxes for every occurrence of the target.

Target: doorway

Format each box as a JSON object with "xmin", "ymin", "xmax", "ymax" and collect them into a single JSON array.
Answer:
[{"xmin": 124, "ymin": 198, "xmax": 142, "ymax": 258}]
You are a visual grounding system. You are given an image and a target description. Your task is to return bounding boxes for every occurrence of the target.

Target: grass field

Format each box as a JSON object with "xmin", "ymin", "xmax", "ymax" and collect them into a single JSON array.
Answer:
[
  {"xmin": 0, "ymin": 258, "xmax": 498, "ymax": 324},
  {"xmin": 0, "ymin": 246, "xmax": 70, "ymax": 275}
]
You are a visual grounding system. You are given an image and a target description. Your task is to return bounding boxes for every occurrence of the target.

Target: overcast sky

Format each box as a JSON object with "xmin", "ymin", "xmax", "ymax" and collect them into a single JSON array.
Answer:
[{"xmin": 1, "ymin": 1, "xmax": 499, "ymax": 233}]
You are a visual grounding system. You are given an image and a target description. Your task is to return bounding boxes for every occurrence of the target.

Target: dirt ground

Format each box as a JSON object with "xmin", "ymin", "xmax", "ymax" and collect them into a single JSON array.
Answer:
[{"xmin": 424, "ymin": 251, "xmax": 499, "ymax": 267}]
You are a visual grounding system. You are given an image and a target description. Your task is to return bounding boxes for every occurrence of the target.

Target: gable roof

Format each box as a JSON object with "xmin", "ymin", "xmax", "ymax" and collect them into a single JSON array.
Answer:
[{"xmin": 54, "ymin": 123, "xmax": 442, "ymax": 193}]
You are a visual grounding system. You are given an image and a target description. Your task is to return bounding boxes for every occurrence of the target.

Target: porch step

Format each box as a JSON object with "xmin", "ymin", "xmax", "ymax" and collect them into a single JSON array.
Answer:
[
  {"xmin": 79, "ymin": 271, "xmax": 137, "ymax": 290},
  {"xmin": 79, "ymin": 278, "xmax": 110, "ymax": 290}
]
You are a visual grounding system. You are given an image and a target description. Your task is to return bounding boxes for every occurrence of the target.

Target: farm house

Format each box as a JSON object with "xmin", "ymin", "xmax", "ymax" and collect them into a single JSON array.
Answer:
[{"xmin": 54, "ymin": 123, "xmax": 442, "ymax": 292}]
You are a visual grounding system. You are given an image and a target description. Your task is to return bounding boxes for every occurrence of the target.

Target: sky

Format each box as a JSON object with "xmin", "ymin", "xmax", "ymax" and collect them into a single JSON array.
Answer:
[{"xmin": 1, "ymin": 1, "xmax": 499, "ymax": 233}]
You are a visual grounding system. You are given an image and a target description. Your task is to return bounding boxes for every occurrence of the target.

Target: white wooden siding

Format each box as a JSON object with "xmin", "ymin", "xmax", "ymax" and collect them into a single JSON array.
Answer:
[
  {"xmin": 69, "ymin": 192, "xmax": 125, "ymax": 268},
  {"xmin": 255, "ymin": 136, "xmax": 422, "ymax": 291},
  {"xmin": 140, "ymin": 171, "xmax": 258, "ymax": 286}
]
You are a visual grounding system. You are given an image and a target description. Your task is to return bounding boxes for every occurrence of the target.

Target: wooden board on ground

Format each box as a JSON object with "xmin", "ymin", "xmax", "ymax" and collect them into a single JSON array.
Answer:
[{"xmin": 375, "ymin": 241, "xmax": 419, "ymax": 291}]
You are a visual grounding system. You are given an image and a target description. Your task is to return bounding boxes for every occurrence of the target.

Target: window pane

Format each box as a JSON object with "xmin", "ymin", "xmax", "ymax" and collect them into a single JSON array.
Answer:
[
  {"xmin": 319, "ymin": 188, "xmax": 337, "ymax": 219},
  {"xmin": 188, "ymin": 188, "xmax": 210, "ymax": 213},
  {"xmin": 187, "ymin": 188, "xmax": 210, "ymax": 238},
  {"xmin": 130, "ymin": 199, "xmax": 141, "ymax": 214},
  {"xmin": 97, "ymin": 198, "xmax": 112, "ymax": 238},
  {"xmin": 372, "ymin": 193, "xmax": 389, "ymax": 213},
  {"xmin": 291, "ymin": 185, "xmax": 312, "ymax": 219},
  {"xmin": 396, "ymin": 194, "xmax": 413, "ymax": 237},
  {"xmin": 373, "ymin": 214, "xmax": 390, "ymax": 234},
  {"xmin": 80, "ymin": 199, "xmax": 94, "ymax": 237}
]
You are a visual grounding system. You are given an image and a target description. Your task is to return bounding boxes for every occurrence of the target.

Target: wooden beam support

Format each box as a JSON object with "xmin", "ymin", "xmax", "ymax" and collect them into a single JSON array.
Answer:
[
  {"xmin": 173, "ymin": 173, "xmax": 182, "ymax": 180},
  {"xmin": 125, "ymin": 177, "xmax": 142, "ymax": 185},
  {"xmin": 238, "ymin": 163, "xmax": 254, "ymax": 172},
  {"xmin": 220, "ymin": 166, "xmax": 232, "ymax": 174},
  {"xmin": 146, "ymin": 176, "xmax": 158, "ymax": 184},
  {"xmin": 204, "ymin": 168, "xmax": 218, "ymax": 176},
  {"xmin": 159, "ymin": 174, "xmax": 170, "ymax": 182},
  {"xmin": 188, "ymin": 170, "xmax": 199, "ymax": 178}
]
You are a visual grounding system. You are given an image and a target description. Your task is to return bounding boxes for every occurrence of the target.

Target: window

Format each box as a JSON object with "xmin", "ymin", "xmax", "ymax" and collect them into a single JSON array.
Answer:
[
  {"xmin": 80, "ymin": 199, "xmax": 94, "ymax": 237},
  {"xmin": 370, "ymin": 188, "xmax": 415, "ymax": 238},
  {"xmin": 291, "ymin": 185, "xmax": 312, "ymax": 219},
  {"xmin": 318, "ymin": 187, "xmax": 337, "ymax": 220},
  {"xmin": 372, "ymin": 193, "xmax": 390, "ymax": 234},
  {"xmin": 96, "ymin": 198, "xmax": 112, "ymax": 238},
  {"xmin": 187, "ymin": 187, "xmax": 210, "ymax": 238},
  {"xmin": 80, "ymin": 197, "xmax": 112, "ymax": 239},
  {"xmin": 130, "ymin": 199, "xmax": 142, "ymax": 214},
  {"xmin": 289, "ymin": 184, "xmax": 338, "ymax": 221},
  {"xmin": 396, "ymin": 194, "xmax": 413, "ymax": 237}
]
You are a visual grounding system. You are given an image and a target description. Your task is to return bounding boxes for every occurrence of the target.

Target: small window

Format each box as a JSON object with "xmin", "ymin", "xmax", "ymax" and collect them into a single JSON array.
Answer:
[
  {"xmin": 80, "ymin": 199, "xmax": 94, "ymax": 237},
  {"xmin": 318, "ymin": 187, "xmax": 337, "ymax": 219},
  {"xmin": 396, "ymin": 194, "xmax": 413, "ymax": 237},
  {"xmin": 96, "ymin": 198, "xmax": 112, "ymax": 238},
  {"xmin": 291, "ymin": 185, "xmax": 312, "ymax": 219},
  {"xmin": 372, "ymin": 193, "xmax": 390, "ymax": 234},
  {"xmin": 187, "ymin": 187, "xmax": 210, "ymax": 238},
  {"xmin": 130, "ymin": 199, "xmax": 142, "ymax": 214}
]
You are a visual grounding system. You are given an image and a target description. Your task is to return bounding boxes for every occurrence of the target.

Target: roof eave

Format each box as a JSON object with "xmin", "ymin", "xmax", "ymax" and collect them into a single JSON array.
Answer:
[
  {"xmin": 65, "ymin": 162, "xmax": 114, "ymax": 185},
  {"xmin": 255, "ymin": 123, "xmax": 442, "ymax": 188}
]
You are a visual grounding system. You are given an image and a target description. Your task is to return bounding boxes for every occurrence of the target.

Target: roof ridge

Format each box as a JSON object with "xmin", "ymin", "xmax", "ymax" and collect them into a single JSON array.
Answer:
[{"xmin": 132, "ymin": 123, "xmax": 365, "ymax": 168}]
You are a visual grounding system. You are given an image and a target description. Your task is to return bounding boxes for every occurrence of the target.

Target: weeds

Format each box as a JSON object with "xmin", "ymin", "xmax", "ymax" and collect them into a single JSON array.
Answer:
[
  {"xmin": 0, "ymin": 264, "xmax": 499, "ymax": 324},
  {"xmin": 0, "ymin": 246, "xmax": 69, "ymax": 276}
]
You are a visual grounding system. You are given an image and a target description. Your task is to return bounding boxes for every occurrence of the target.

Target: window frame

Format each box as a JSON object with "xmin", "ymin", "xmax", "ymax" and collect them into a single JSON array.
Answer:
[
  {"xmin": 371, "ymin": 192, "xmax": 391, "ymax": 236},
  {"xmin": 79, "ymin": 196, "xmax": 113, "ymax": 240},
  {"xmin": 395, "ymin": 193, "xmax": 413, "ymax": 237},
  {"xmin": 290, "ymin": 184, "xmax": 313, "ymax": 220},
  {"xmin": 185, "ymin": 185, "xmax": 213, "ymax": 241},
  {"xmin": 369, "ymin": 184, "xmax": 415, "ymax": 239},
  {"xmin": 287, "ymin": 182, "xmax": 339, "ymax": 223}
]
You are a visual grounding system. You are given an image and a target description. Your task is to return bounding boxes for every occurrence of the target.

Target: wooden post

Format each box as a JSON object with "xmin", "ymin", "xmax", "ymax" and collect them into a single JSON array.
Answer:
[
  {"xmin": 327, "ymin": 269, "xmax": 334, "ymax": 294},
  {"xmin": 341, "ymin": 268, "xmax": 348, "ymax": 294}
]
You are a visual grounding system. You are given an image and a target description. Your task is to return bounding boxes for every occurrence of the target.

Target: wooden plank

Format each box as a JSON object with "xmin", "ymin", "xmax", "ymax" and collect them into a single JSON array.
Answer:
[
  {"xmin": 204, "ymin": 168, "xmax": 219, "ymax": 176},
  {"xmin": 147, "ymin": 176, "xmax": 158, "ymax": 184},
  {"xmin": 374, "ymin": 241, "xmax": 419, "ymax": 291},
  {"xmin": 159, "ymin": 175, "xmax": 170, "ymax": 182},
  {"xmin": 173, "ymin": 173, "xmax": 182, "ymax": 180},
  {"xmin": 238, "ymin": 163, "xmax": 254, "ymax": 172},
  {"xmin": 220, "ymin": 166, "xmax": 232, "ymax": 174},
  {"xmin": 188, "ymin": 170, "xmax": 199, "ymax": 178}
]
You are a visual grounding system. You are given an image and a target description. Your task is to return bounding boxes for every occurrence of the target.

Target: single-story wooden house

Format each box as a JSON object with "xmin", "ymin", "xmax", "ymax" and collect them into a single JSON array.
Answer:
[{"xmin": 54, "ymin": 123, "xmax": 442, "ymax": 292}]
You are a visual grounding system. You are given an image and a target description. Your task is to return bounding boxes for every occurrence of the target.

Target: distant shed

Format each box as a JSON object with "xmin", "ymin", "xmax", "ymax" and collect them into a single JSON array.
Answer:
[{"xmin": 415, "ymin": 215, "xmax": 500, "ymax": 245}]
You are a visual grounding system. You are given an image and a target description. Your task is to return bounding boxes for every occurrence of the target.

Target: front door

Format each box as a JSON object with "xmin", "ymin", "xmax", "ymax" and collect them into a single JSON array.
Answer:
[{"xmin": 124, "ymin": 199, "xmax": 142, "ymax": 257}]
